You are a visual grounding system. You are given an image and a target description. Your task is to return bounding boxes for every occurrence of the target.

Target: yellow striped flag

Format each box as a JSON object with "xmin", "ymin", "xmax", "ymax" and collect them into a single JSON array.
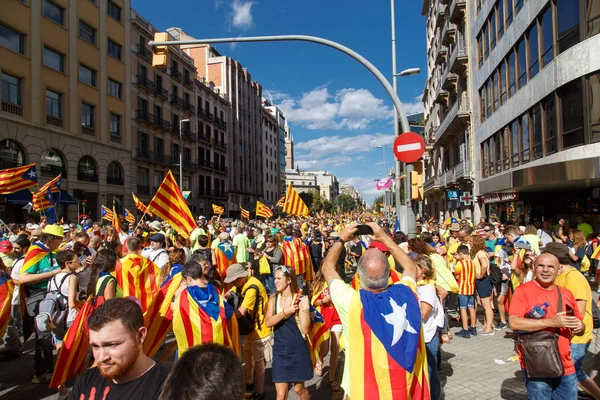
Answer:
[
  {"xmin": 283, "ymin": 184, "xmax": 309, "ymax": 217},
  {"xmin": 148, "ymin": 171, "xmax": 196, "ymax": 239},
  {"xmin": 276, "ymin": 196, "xmax": 285, "ymax": 207},
  {"xmin": 132, "ymin": 192, "xmax": 153, "ymax": 217},
  {"xmin": 255, "ymin": 200, "xmax": 273, "ymax": 219},
  {"xmin": 0, "ymin": 163, "xmax": 38, "ymax": 194},
  {"xmin": 40, "ymin": 174, "xmax": 61, "ymax": 193},
  {"xmin": 591, "ymin": 246, "xmax": 600, "ymax": 261},
  {"xmin": 240, "ymin": 205, "xmax": 250, "ymax": 220},
  {"xmin": 32, "ymin": 186, "xmax": 54, "ymax": 211},
  {"xmin": 212, "ymin": 204, "xmax": 224, "ymax": 215},
  {"xmin": 114, "ymin": 254, "xmax": 160, "ymax": 313},
  {"xmin": 0, "ymin": 271, "xmax": 14, "ymax": 340},
  {"xmin": 112, "ymin": 203, "xmax": 122, "ymax": 234}
]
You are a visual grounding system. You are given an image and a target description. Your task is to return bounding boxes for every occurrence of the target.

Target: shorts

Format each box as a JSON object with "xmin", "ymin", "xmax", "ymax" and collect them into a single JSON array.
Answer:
[
  {"xmin": 458, "ymin": 294, "xmax": 474, "ymax": 309},
  {"xmin": 571, "ymin": 342, "xmax": 590, "ymax": 382},
  {"xmin": 495, "ymin": 280, "xmax": 509, "ymax": 296},
  {"xmin": 476, "ymin": 277, "xmax": 493, "ymax": 298},
  {"xmin": 330, "ymin": 324, "xmax": 343, "ymax": 333},
  {"xmin": 244, "ymin": 334, "xmax": 273, "ymax": 363}
]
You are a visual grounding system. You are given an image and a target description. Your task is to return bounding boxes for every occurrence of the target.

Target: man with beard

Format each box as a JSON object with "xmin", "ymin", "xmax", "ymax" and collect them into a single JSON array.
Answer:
[{"xmin": 68, "ymin": 298, "xmax": 168, "ymax": 400}]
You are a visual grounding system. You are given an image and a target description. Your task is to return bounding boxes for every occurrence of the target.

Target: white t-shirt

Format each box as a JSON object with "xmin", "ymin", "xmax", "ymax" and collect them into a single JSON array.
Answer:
[
  {"xmin": 417, "ymin": 284, "xmax": 443, "ymax": 343},
  {"xmin": 10, "ymin": 256, "xmax": 24, "ymax": 305},
  {"xmin": 49, "ymin": 272, "xmax": 79, "ymax": 324},
  {"xmin": 142, "ymin": 248, "xmax": 169, "ymax": 269}
]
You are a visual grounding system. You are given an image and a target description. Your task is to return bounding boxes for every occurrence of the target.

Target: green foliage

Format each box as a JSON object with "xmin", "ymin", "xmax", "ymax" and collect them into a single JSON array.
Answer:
[
  {"xmin": 335, "ymin": 194, "xmax": 357, "ymax": 213},
  {"xmin": 310, "ymin": 190, "xmax": 324, "ymax": 212},
  {"xmin": 323, "ymin": 200, "xmax": 335, "ymax": 214}
]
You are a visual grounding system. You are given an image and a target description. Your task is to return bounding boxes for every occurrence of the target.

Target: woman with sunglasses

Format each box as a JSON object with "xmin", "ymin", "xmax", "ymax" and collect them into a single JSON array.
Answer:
[{"xmin": 265, "ymin": 265, "xmax": 312, "ymax": 400}]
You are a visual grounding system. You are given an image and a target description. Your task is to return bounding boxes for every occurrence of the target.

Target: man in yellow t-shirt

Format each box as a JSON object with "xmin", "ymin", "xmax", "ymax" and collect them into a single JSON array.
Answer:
[
  {"xmin": 545, "ymin": 243, "xmax": 600, "ymax": 399},
  {"xmin": 225, "ymin": 264, "xmax": 271, "ymax": 400}
]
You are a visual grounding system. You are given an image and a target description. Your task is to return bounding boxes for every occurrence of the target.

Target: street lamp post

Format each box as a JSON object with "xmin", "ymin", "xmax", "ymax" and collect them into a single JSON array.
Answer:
[
  {"xmin": 376, "ymin": 145, "xmax": 386, "ymax": 216},
  {"xmin": 179, "ymin": 118, "xmax": 190, "ymax": 190}
]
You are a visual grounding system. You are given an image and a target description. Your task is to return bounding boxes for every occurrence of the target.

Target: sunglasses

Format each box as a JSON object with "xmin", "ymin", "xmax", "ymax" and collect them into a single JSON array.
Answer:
[{"xmin": 275, "ymin": 265, "xmax": 290, "ymax": 274}]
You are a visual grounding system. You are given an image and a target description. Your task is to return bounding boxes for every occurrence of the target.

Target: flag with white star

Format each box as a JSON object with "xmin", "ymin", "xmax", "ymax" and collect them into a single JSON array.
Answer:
[{"xmin": 0, "ymin": 163, "xmax": 38, "ymax": 194}]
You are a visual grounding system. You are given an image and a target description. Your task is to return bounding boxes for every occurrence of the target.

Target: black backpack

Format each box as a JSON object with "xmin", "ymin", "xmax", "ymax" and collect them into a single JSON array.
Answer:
[{"xmin": 234, "ymin": 284, "xmax": 262, "ymax": 336}]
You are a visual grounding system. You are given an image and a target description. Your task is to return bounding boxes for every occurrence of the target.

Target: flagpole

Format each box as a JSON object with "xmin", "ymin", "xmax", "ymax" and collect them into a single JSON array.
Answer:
[
  {"xmin": 133, "ymin": 210, "xmax": 149, "ymax": 232},
  {"xmin": 0, "ymin": 218, "xmax": 14, "ymax": 235}
]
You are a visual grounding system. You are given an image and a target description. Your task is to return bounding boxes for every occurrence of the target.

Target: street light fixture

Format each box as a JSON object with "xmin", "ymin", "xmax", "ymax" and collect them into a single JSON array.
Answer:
[
  {"xmin": 396, "ymin": 68, "xmax": 421, "ymax": 77},
  {"xmin": 179, "ymin": 118, "xmax": 190, "ymax": 191}
]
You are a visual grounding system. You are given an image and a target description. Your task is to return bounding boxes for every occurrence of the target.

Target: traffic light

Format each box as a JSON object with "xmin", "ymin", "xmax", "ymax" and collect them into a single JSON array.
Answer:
[
  {"xmin": 410, "ymin": 162, "xmax": 423, "ymax": 201},
  {"xmin": 152, "ymin": 32, "xmax": 169, "ymax": 68}
]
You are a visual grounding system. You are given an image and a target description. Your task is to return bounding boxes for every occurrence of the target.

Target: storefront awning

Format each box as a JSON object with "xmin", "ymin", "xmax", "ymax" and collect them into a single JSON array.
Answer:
[{"xmin": 3, "ymin": 189, "xmax": 78, "ymax": 205}]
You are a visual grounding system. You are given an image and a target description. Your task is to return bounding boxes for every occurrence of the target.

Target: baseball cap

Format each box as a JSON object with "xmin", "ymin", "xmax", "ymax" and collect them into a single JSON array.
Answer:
[
  {"xmin": 369, "ymin": 240, "xmax": 389, "ymax": 252},
  {"xmin": 224, "ymin": 263, "xmax": 249, "ymax": 283},
  {"xmin": 149, "ymin": 233, "xmax": 165, "ymax": 243},
  {"xmin": 0, "ymin": 240, "xmax": 13, "ymax": 253},
  {"xmin": 542, "ymin": 242, "xmax": 571, "ymax": 264}
]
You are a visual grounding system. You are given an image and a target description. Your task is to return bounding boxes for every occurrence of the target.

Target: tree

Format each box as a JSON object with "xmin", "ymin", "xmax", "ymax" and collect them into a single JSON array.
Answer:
[
  {"xmin": 310, "ymin": 190, "xmax": 324, "ymax": 212},
  {"xmin": 373, "ymin": 195, "xmax": 384, "ymax": 210},
  {"xmin": 335, "ymin": 194, "xmax": 357, "ymax": 213},
  {"xmin": 323, "ymin": 200, "xmax": 335, "ymax": 214},
  {"xmin": 299, "ymin": 191, "xmax": 313, "ymax": 209}
]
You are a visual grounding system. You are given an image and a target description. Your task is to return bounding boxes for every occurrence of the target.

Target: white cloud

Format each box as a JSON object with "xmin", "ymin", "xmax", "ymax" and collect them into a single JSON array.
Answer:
[
  {"xmin": 295, "ymin": 133, "xmax": 394, "ymax": 159},
  {"xmin": 263, "ymin": 89, "xmax": 291, "ymax": 103},
  {"xmin": 229, "ymin": 0, "xmax": 255, "ymax": 31},
  {"xmin": 294, "ymin": 155, "xmax": 354, "ymax": 170},
  {"xmin": 402, "ymin": 93, "xmax": 425, "ymax": 115},
  {"xmin": 277, "ymin": 86, "xmax": 392, "ymax": 130},
  {"xmin": 339, "ymin": 176, "xmax": 383, "ymax": 203},
  {"xmin": 214, "ymin": 0, "xmax": 223, "ymax": 8}
]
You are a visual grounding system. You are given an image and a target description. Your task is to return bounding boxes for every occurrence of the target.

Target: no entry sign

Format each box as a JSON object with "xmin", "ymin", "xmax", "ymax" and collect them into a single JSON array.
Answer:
[{"xmin": 393, "ymin": 132, "xmax": 425, "ymax": 163}]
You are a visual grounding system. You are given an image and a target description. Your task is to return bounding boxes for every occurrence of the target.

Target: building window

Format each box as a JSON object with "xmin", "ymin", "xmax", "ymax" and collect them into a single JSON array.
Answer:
[
  {"xmin": 517, "ymin": 39, "xmax": 527, "ymax": 88},
  {"xmin": 45, "ymin": 89, "xmax": 62, "ymax": 127},
  {"xmin": 527, "ymin": 24, "xmax": 539, "ymax": 79},
  {"xmin": 494, "ymin": 133, "xmax": 502, "ymax": 173},
  {"xmin": 541, "ymin": 7, "xmax": 554, "ymax": 67},
  {"xmin": 589, "ymin": 73, "xmax": 600, "ymax": 141},
  {"xmin": 81, "ymin": 103, "xmax": 94, "ymax": 130},
  {"xmin": 497, "ymin": 0, "xmax": 505, "ymax": 39},
  {"xmin": 110, "ymin": 113, "xmax": 121, "ymax": 141},
  {"xmin": 108, "ymin": 78, "xmax": 122, "ymax": 98},
  {"xmin": 479, "ymin": 87, "xmax": 486, "ymax": 122},
  {"xmin": 492, "ymin": 71, "xmax": 499, "ymax": 111},
  {"xmin": 502, "ymin": 128, "xmax": 510, "ymax": 170},
  {"xmin": 108, "ymin": 39, "xmax": 122, "ymax": 60},
  {"xmin": 499, "ymin": 61, "xmax": 507, "ymax": 105},
  {"xmin": 544, "ymin": 97, "xmax": 557, "ymax": 155},
  {"xmin": 43, "ymin": 47, "xmax": 64, "ymax": 72},
  {"xmin": 532, "ymin": 104, "xmax": 543, "ymax": 160},
  {"xmin": 505, "ymin": 0, "xmax": 513, "ymax": 26},
  {"xmin": 78, "ymin": 20, "xmax": 96, "ymax": 45},
  {"xmin": 489, "ymin": 9, "xmax": 497, "ymax": 50},
  {"xmin": 43, "ymin": 0, "xmax": 64, "ymax": 26},
  {"xmin": 511, "ymin": 120, "xmax": 519, "ymax": 167},
  {"xmin": 107, "ymin": 161, "xmax": 123, "ymax": 185},
  {"xmin": 486, "ymin": 80, "xmax": 492, "ymax": 117},
  {"xmin": 557, "ymin": 0, "xmax": 580, "ymax": 54},
  {"xmin": 79, "ymin": 64, "xmax": 96, "ymax": 87},
  {"xmin": 1, "ymin": 73, "xmax": 22, "ymax": 106},
  {"xmin": 560, "ymin": 78, "xmax": 584, "ymax": 149},
  {"xmin": 483, "ymin": 23, "xmax": 490, "ymax": 59},
  {"xmin": 77, "ymin": 156, "xmax": 98, "ymax": 182},
  {"xmin": 107, "ymin": 1, "xmax": 122, "ymax": 22},
  {"xmin": 40, "ymin": 149, "xmax": 67, "ymax": 178},
  {"xmin": 0, "ymin": 24, "xmax": 25, "ymax": 54},
  {"xmin": 521, "ymin": 113, "xmax": 530, "ymax": 163},
  {"xmin": 508, "ymin": 50, "xmax": 516, "ymax": 96}
]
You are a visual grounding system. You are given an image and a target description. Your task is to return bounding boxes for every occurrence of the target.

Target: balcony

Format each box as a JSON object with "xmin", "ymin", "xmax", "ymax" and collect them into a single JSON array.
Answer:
[
  {"xmin": 441, "ymin": 70, "xmax": 458, "ymax": 92},
  {"xmin": 169, "ymin": 95, "xmax": 184, "ymax": 109},
  {"xmin": 198, "ymin": 189, "xmax": 227, "ymax": 199},
  {"xmin": 441, "ymin": 20, "xmax": 456, "ymax": 45},
  {"xmin": 1, "ymin": 101, "xmax": 23, "ymax": 116},
  {"xmin": 435, "ymin": 88, "xmax": 449, "ymax": 104},
  {"xmin": 136, "ymin": 45, "xmax": 152, "ymax": 63},
  {"xmin": 135, "ymin": 110, "xmax": 153, "ymax": 124},
  {"xmin": 135, "ymin": 148, "xmax": 170, "ymax": 165},
  {"xmin": 435, "ymin": 4, "xmax": 447, "ymax": 27},
  {"xmin": 198, "ymin": 132, "xmax": 211, "ymax": 144},
  {"xmin": 197, "ymin": 107, "xmax": 214, "ymax": 122},
  {"xmin": 183, "ymin": 161, "xmax": 197, "ymax": 171},
  {"xmin": 454, "ymin": 158, "xmax": 471, "ymax": 181},
  {"xmin": 171, "ymin": 69, "xmax": 182, "ymax": 82},
  {"xmin": 81, "ymin": 125, "xmax": 95, "ymax": 136},
  {"xmin": 183, "ymin": 102, "xmax": 195, "ymax": 114},
  {"xmin": 435, "ymin": 94, "xmax": 470, "ymax": 145},
  {"xmin": 137, "ymin": 184, "xmax": 150, "ymax": 195},
  {"xmin": 449, "ymin": 38, "xmax": 468, "ymax": 73},
  {"xmin": 182, "ymin": 129, "xmax": 197, "ymax": 141},
  {"xmin": 425, "ymin": 126, "xmax": 437, "ymax": 149},
  {"xmin": 449, "ymin": 0, "xmax": 466, "ymax": 24},
  {"xmin": 214, "ymin": 116, "xmax": 227, "ymax": 128},
  {"xmin": 136, "ymin": 75, "xmax": 154, "ymax": 92},
  {"xmin": 183, "ymin": 77, "xmax": 194, "ymax": 90},
  {"xmin": 443, "ymin": 169, "xmax": 456, "ymax": 186},
  {"xmin": 46, "ymin": 115, "xmax": 63, "ymax": 127},
  {"xmin": 214, "ymin": 140, "xmax": 227, "ymax": 151},
  {"xmin": 435, "ymin": 46, "xmax": 447, "ymax": 65},
  {"xmin": 155, "ymin": 117, "xmax": 171, "ymax": 132},
  {"xmin": 198, "ymin": 159, "xmax": 214, "ymax": 170},
  {"xmin": 154, "ymin": 86, "xmax": 168, "ymax": 101},
  {"xmin": 214, "ymin": 164, "xmax": 228, "ymax": 174}
]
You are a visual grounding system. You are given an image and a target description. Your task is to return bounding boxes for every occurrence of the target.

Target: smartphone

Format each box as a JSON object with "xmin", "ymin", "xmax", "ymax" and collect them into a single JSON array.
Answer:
[
  {"xmin": 566, "ymin": 305, "xmax": 574, "ymax": 316},
  {"xmin": 355, "ymin": 225, "xmax": 374, "ymax": 236},
  {"xmin": 514, "ymin": 242, "xmax": 532, "ymax": 250}
]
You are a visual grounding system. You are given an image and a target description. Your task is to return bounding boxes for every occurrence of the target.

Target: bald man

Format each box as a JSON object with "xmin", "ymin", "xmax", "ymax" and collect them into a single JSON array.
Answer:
[{"xmin": 509, "ymin": 253, "xmax": 585, "ymax": 399}]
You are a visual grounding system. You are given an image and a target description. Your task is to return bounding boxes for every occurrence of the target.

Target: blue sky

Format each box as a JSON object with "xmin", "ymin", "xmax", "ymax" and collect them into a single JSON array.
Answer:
[{"xmin": 132, "ymin": 0, "xmax": 427, "ymax": 204}]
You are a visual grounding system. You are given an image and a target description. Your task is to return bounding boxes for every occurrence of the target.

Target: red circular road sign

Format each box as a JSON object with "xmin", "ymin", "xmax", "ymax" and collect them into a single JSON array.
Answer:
[{"xmin": 393, "ymin": 132, "xmax": 425, "ymax": 163}]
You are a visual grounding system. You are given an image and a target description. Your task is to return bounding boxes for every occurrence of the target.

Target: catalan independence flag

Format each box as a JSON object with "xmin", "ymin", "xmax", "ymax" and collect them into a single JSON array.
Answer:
[
  {"xmin": 172, "ymin": 284, "xmax": 234, "ymax": 356},
  {"xmin": 212, "ymin": 204, "xmax": 224, "ymax": 215},
  {"xmin": 112, "ymin": 203, "xmax": 122, "ymax": 234},
  {"xmin": 148, "ymin": 171, "xmax": 195, "ymax": 239},
  {"xmin": 283, "ymin": 184, "xmax": 309, "ymax": 217},
  {"xmin": 214, "ymin": 240, "xmax": 236, "ymax": 280},
  {"xmin": 0, "ymin": 270, "xmax": 14, "ymax": 340},
  {"xmin": 343, "ymin": 282, "xmax": 430, "ymax": 399},
  {"xmin": 113, "ymin": 254, "xmax": 160, "ymax": 313},
  {"xmin": 32, "ymin": 186, "xmax": 54, "ymax": 211},
  {"xmin": 306, "ymin": 303, "xmax": 330, "ymax": 367},
  {"xmin": 40, "ymin": 174, "xmax": 61, "ymax": 193},
  {"xmin": 0, "ymin": 163, "xmax": 38, "ymax": 194},
  {"xmin": 255, "ymin": 200, "xmax": 273, "ymax": 219},
  {"xmin": 276, "ymin": 196, "xmax": 285, "ymax": 207},
  {"xmin": 240, "ymin": 205, "xmax": 250, "ymax": 220},
  {"xmin": 143, "ymin": 264, "xmax": 183, "ymax": 358},
  {"xmin": 101, "ymin": 205, "xmax": 114, "ymax": 222},
  {"xmin": 132, "ymin": 192, "xmax": 153, "ymax": 217},
  {"xmin": 124, "ymin": 208, "xmax": 136, "ymax": 223},
  {"xmin": 592, "ymin": 245, "xmax": 600, "ymax": 261}
]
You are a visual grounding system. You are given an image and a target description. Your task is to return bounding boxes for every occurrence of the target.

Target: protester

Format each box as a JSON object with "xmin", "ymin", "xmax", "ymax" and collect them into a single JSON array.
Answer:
[
  {"xmin": 3, "ymin": 236, "xmax": 29, "ymax": 356},
  {"xmin": 86, "ymin": 249, "xmax": 120, "ymax": 302},
  {"xmin": 509, "ymin": 253, "xmax": 584, "ymax": 399},
  {"xmin": 494, "ymin": 225, "xmax": 522, "ymax": 330},
  {"xmin": 142, "ymin": 233, "xmax": 170, "ymax": 269},
  {"xmin": 68, "ymin": 298, "xmax": 168, "ymax": 399},
  {"xmin": 471, "ymin": 235, "xmax": 494, "ymax": 335},
  {"xmin": 453, "ymin": 245, "xmax": 477, "ymax": 338},
  {"xmin": 159, "ymin": 344, "xmax": 244, "ymax": 400}
]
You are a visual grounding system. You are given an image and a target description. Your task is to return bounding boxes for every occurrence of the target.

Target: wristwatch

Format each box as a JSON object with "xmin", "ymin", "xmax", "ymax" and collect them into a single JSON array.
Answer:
[{"xmin": 334, "ymin": 237, "xmax": 346, "ymax": 245}]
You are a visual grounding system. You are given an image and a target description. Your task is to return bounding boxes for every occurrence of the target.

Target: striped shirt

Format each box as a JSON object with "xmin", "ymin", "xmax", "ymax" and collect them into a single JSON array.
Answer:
[{"xmin": 454, "ymin": 259, "xmax": 476, "ymax": 295}]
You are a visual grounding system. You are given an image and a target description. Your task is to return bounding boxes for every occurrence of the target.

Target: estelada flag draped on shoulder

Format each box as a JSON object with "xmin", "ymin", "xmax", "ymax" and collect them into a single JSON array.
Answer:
[
  {"xmin": 0, "ymin": 270, "xmax": 14, "ymax": 339},
  {"xmin": 132, "ymin": 192, "xmax": 153, "ymax": 217},
  {"xmin": 0, "ymin": 163, "xmax": 38, "ymax": 194},
  {"xmin": 345, "ymin": 282, "xmax": 430, "ymax": 400},
  {"xmin": 19, "ymin": 242, "xmax": 52, "ymax": 340},
  {"xmin": 282, "ymin": 237, "xmax": 313, "ymax": 280},
  {"xmin": 283, "ymin": 184, "xmax": 310, "ymax": 217},
  {"xmin": 173, "ymin": 284, "xmax": 236, "ymax": 357},
  {"xmin": 214, "ymin": 241, "xmax": 236, "ymax": 279},
  {"xmin": 255, "ymin": 200, "xmax": 273, "ymax": 219},
  {"xmin": 143, "ymin": 264, "xmax": 183, "ymax": 358},
  {"xmin": 113, "ymin": 254, "xmax": 160, "ymax": 312},
  {"xmin": 148, "ymin": 171, "xmax": 195, "ymax": 239}
]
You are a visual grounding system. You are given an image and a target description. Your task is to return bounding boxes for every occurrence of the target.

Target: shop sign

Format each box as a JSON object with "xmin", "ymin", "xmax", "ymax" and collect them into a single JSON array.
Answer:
[
  {"xmin": 447, "ymin": 190, "xmax": 460, "ymax": 200},
  {"xmin": 482, "ymin": 191, "xmax": 519, "ymax": 204}
]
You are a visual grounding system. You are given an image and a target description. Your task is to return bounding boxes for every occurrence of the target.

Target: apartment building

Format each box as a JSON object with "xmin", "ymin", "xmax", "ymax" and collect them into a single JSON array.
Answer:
[
  {"xmin": 261, "ymin": 104, "xmax": 280, "ymax": 205},
  {"xmin": 284, "ymin": 123, "xmax": 294, "ymax": 171},
  {"xmin": 130, "ymin": 13, "xmax": 229, "ymax": 216},
  {"xmin": 0, "ymin": 0, "xmax": 133, "ymax": 222},
  {"xmin": 471, "ymin": 0, "xmax": 600, "ymax": 224},
  {"xmin": 422, "ymin": 0, "xmax": 474, "ymax": 221},
  {"xmin": 169, "ymin": 29, "xmax": 263, "ymax": 218},
  {"xmin": 286, "ymin": 170, "xmax": 339, "ymax": 202},
  {"xmin": 263, "ymin": 98, "xmax": 287, "ymax": 203}
]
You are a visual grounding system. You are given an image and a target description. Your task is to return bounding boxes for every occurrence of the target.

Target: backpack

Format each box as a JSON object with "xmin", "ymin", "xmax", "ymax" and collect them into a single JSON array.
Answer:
[
  {"xmin": 236, "ymin": 284, "xmax": 262, "ymax": 336},
  {"xmin": 35, "ymin": 273, "xmax": 73, "ymax": 333}
]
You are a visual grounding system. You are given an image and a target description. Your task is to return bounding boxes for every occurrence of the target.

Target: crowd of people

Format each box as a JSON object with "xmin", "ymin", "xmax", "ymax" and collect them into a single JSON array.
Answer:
[{"xmin": 0, "ymin": 211, "xmax": 599, "ymax": 399}]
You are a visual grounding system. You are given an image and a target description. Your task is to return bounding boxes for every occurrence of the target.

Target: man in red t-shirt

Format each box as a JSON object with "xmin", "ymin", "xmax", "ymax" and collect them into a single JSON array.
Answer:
[{"xmin": 509, "ymin": 253, "xmax": 585, "ymax": 399}]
